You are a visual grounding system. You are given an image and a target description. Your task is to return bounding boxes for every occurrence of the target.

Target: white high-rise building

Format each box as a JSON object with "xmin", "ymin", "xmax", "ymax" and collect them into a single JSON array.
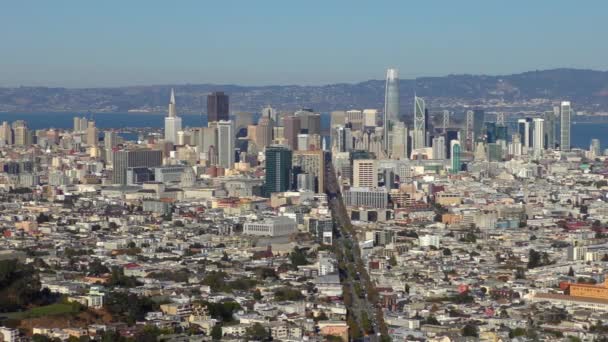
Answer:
[
  {"xmin": 363, "ymin": 109, "xmax": 378, "ymax": 127},
  {"xmin": 590, "ymin": 139, "xmax": 601, "ymax": 157},
  {"xmin": 413, "ymin": 96, "xmax": 426, "ymax": 150},
  {"xmin": 390, "ymin": 122, "xmax": 408, "ymax": 160},
  {"xmin": 164, "ymin": 88, "xmax": 182, "ymax": 144},
  {"xmin": 353, "ymin": 159, "xmax": 378, "ymax": 188},
  {"xmin": 560, "ymin": 101, "xmax": 571, "ymax": 151},
  {"xmin": 217, "ymin": 120, "xmax": 235, "ymax": 169},
  {"xmin": 533, "ymin": 118, "xmax": 544, "ymax": 158},
  {"xmin": 432, "ymin": 135, "xmax": 446, "ymax": 160}
]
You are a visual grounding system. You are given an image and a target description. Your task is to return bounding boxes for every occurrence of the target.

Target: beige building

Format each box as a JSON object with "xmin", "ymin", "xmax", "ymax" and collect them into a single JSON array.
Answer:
[{"xmin": 353, "ymin": 159, "xmax": 377, "ymax": 188}]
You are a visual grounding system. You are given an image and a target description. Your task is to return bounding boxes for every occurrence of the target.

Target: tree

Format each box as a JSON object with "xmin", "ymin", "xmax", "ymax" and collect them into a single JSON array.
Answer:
[
  {"xmin": 527, "ymin": 249, "xmax": 542, "ymax": 269},
  {"xmin": 210, "ymin": 324, "xmax": 222, "ymax": 340},
  {"xmin": 253, "ymin": 289, "xmax": 263, "ymax": 301},
  {"xmin": 443, "ymin": 248, "xmax": 452, "ymax": 256},
  {"xmin": 568, "ymin": 266, "xmax": 575, "ymax": 277},
  {"xmin": 462, "ymin": 324, "xmax": 478, "ymax": 337},
  {"xmin": 245, "ymin": 323, "xmax": 270, "ymax": 341},
  {"xmin": 388, "ymin": 255, "xmax": 397, "ymax": 266},
  {"xmin": 289, "ymin": 247, "xmax": 309, "ymax": 267}
]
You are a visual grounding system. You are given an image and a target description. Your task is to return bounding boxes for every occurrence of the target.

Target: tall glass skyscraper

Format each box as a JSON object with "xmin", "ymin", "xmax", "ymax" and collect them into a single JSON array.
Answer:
[
  {"xmin": 383, "ymin": 68, "xmax": 399, "ymax": 153},
  {"xmin": 413, "ymin": 96, "xmax": 426, "ymax": 150},
  {"xmin": 450, "ymin": 140, "xmax": 461, "ymax": 174},
  {"xmin": 264, "ymin": 145, "xmax": 292, "ymax": 197},
  {"xmin": 560, "ymin": 101, "xmax": 571, "ymax": 151}
]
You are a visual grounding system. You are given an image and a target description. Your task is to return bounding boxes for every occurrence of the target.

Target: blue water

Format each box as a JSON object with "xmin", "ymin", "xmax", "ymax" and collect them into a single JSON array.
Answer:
[{"xmin": 0, "ymin": 112, "xmax": 603, "ymax": 149}]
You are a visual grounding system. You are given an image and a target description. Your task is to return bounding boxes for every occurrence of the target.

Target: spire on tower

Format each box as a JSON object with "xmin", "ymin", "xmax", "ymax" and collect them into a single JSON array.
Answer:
[{"xmin": 168, "ymin": 88, "xmax": 178, "ymax": 118}]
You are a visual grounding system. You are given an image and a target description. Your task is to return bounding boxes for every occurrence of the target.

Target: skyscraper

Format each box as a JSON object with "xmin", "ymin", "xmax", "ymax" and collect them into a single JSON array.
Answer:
[
  {"xmin": 543, "ymin": 110, "xmax": 557, "ymax": 149},
  {"xmin": 255, "ymin": 116, "xmax": 274, "ymax": 149},
  {"xmin": 264, "ymin": 145, "xmax": 292, "ymax": 196},
  {"xmin": 590, "ymin": 139, "xmax": 601, "ymax": 157},
  {"xmin": 383, "ymin": 68, "xmax": 399, "ymax": 152},
  {"xmin": 353, "ymin": 159, "xmax": 378, "ymax": 188},
  {"xmin": 13, "ymin": 120, "xmax": 28, "ymax": 146},
  {"xmin": 207, "ymin": 92, "xmax": 229, "ymax": 123},
  {"xmin": 293, "ymin": 150, "xmax": 325, "ymax": 193},
  {"xmin": 216, "ymin": 120, "xmax": 235, "ymax": 169},
  {"xmin": 413, "ymin": 96, "xmax": 426, "ymax": 150},
  {"xmin": 533, "ymin": 118, "xmax": 544, "ymax": 158},
  {"xmin": 164, "ymin": 89, "xmax": 182, "ymax": 144},
  {"xmin": 432, "ymin": 135, "xmax": 446, "ymax": 160},
  {"xmin": 473, "ymin": 109, "xmax": 485, "ymax": 141},
  {"xmin": 86, "ymin": 121, "xmax": 98, "ymax": 146},
  {"xmin": 390, "ymin": 122, "xmax": 408, "ymax": 159},
  {"xmin": 283, "ymin": 115, "xmax": 301, "ymax": 149},
  {"xmin": 560, "ymin": 101, "xmax": 571, "ymax": 151},
  {"xmin": 450, "ymin": 140, "xmax": 461, "ymax": 174},
  {"xmin": 0, "ymin": 121, "xmax": 12, "ymax": 145}
]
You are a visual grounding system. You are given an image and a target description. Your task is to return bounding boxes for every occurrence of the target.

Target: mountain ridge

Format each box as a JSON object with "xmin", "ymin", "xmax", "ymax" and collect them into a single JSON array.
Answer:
[{"xmin": 1, "ymin": 68, "xmax": 607, "ymax": 114}]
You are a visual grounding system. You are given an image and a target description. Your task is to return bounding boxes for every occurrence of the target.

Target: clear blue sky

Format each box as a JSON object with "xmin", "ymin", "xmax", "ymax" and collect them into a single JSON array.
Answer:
[{"xmin": 1, "ymin": 0, "xmax": 606, "ymax": 87}]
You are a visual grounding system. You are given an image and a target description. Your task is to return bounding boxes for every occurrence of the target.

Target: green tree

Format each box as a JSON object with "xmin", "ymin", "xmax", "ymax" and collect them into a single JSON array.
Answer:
[
  {"xmin": 245, "ymin": 323, "xmax": 270, "ymax": 341},
  {"xmin": 211, "ymin": 324, "xmax": 222, "ymax": 340},
  {"xmin": 462, "ymin": 324, "xmax": 478, "ymax": 337},
  {"xmin": 289, "ymin": 247, "xmax": 309, "ymax": 267},
  {"xmin": 253, "ymin": 289, "xmax": 263, "ymax": 301}
]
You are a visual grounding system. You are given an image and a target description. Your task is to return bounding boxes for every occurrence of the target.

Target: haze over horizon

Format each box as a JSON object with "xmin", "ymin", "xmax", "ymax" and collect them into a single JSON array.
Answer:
[{"xmin": 2, "ymin": 0, "xmax": 608, "ymax": 88}]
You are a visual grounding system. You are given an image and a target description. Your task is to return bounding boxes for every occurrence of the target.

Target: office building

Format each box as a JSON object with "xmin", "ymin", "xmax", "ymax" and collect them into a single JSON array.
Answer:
[
  {"xmin": 13, "ymin": 121, "xmax": 28, "ymax": 146},
  {"xmin": 262, "ymin": 105, "xmax": 277, "ymax": 122},
  {"xmin": 413, "ymin": 96, "xmax": 426, "ymax": 150},
  {"xmin": 255, "ymin": 116, "xmax": 274, "ymax": 149},
  {"xmin": 164, "ymin": 89, "xmax": 182, "ymax": 144},
  {"xmin": 432, "ymin": 135, "xmax": 446, "ymax": 160},
  {"xmin": 86, "ymin": 121, "xmax": 98, "ymax": 146},
  {"xmin": 344, "ymin": 187, "xmax": 388, "ymax": 208},
  {"xmin": 383, "ymin": 68, "xmax": 399, "ymax": 152},
  {"xmin": 283, "ymin": 115, "xmax": 301, "ymax": 149},
  {"xmin": 264, "ymin": 145, "xmax": 292, "ymax": 196},
  {"xmin": 293, "ymin": 150, "xmax": 325, "ymax": 193},
  {"xmin": 353, "ymin": 159, "xmax": 378, "ymax": 188},
  {"xmin": 533, "ymin": 118, "xmax": 544, "ymax": 158},
  {"xmin": 465, "ymin": 110, "xmax": 474, "ymax": 151},
  {"xmin": 207, "ymin": 91, "xmax": 229, "ymax": 123},
  {"xmin": 450, "ymin": 140, "xmax": 461, "ymax": 174},
  {"xmin": 590, "ymin": 139, "xmax": 601, "ymax": 157},
  {"xmin": 560, "ymin": 101, "xmax": 571, "ymax": 151},
  {"xmin": 390, "ymin": 122, "xmax": 408, "ymax": 159},
  {"xmin": 112, "ymin": 149, "xmax": 163, "ymax": 185},
  {"xmin": 473, "ymin": 109, "xmax": 485, "ymax": 141},
  {"xmin": 217, "ymin": 120, "xmax": 235, "ymax": 169},
  {"xmin": 243, "ymin": 216, "xmax": 297, "ymax": 237},
  {"xmin": 363, "ymin": 109, "xmax": 378, "ymax": 127},
  {"xmin": 544, "ymin": 110, "xmax": 557, "ymax": 149},
  {"xmin": 0, "ymin": 121, "xmax": 12, "ymax": 145}
]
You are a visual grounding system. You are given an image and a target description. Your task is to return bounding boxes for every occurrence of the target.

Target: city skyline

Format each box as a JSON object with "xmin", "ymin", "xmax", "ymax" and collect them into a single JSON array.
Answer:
[{"xmin": 2, "ymin": 1, "xmax": 608, "ymax": 87}]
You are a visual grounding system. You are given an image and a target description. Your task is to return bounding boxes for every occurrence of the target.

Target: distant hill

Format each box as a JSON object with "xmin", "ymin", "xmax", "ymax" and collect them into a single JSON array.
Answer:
[{"xmin": 0, "ymin": 68, "xmax": 607, "ymax": 114}]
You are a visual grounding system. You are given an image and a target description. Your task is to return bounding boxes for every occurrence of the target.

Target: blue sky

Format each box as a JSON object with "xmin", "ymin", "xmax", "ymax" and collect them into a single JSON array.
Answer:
[{"xmin": 1, "ymin": 0, "xmax": 606, "ymax": 87}]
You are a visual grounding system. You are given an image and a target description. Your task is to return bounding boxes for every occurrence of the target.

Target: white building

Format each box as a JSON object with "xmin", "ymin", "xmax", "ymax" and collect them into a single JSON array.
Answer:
[
  {"xmin": 419, "ymin": 235, "xmax": 440, "ymax": 248},
  {"xmin": 243, "ymin": 216, "xmax": 297, "ymax": 237},
  {"xmin": 164, "ymin": 88, "xmax": 182, "ymax": 144},
  {"xmin": 217, "ymin": 120, "xmax": 235, "ymax": 169}
]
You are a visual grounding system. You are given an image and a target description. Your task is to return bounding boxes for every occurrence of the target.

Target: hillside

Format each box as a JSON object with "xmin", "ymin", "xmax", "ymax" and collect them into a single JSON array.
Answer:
[{"xmin": 0, "ymin": 68, "xmax": 607, "ymax": 114}]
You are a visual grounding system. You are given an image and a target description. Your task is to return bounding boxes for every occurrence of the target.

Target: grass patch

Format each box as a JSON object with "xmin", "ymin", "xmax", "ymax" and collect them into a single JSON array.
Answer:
[{"xmin": 10, "ymin": 303, "xmax": 82, "ymax": 319}]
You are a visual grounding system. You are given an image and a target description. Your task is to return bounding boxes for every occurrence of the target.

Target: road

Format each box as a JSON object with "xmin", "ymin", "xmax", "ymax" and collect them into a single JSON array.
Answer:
[{"xmin": 325, "ymin": 155, "xmax": 388, "ymax": 341}]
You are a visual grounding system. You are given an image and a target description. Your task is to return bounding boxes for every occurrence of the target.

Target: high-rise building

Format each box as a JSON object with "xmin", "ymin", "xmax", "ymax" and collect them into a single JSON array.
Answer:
[
  {"xmin": 261, "ymin": 105, "xmax": 277, "ymax": 122},
  {"xmin": 485, "ymin": 122, "xmax": 497, "ymax": 144},
  {"xmin": 390, "ymin": 122, "xmax": 408, "ymax": 159},
  {"xmin": 335, "ymin": 126, "xmax": 352, "ymax": 153},
  {"xmin": 473, "ymin": 109, "xmax": 485, "ymax": 141},
  {"xmin": 442, "ymin": 110, "xmax": 450, "ymax": 132},
  {"xmin": 264, "ymin": 145, "xmax": 292, "ymax": 196},
  {"xmin": 112, "ymin": 149, "xmax": 163, "ymax": 185},
  {"xmin": 297, "ymin": 134, "xmax": 309, "ymax": 151},
  {"xmin": 465, "ymin": 110, "xmax": 475, "ymax": 151},
  {"xmin": 543, "ymin": 110, "xmax": 557, "ymax": 149},
  {"xmin": 86, "ymin": 121, "xmax": 98, "ymax": 146},
  {"xmin": 363, "ymin": 109, "xmax": 378, "ymax": 127},
  {"xmin": 560, "ymin": 101, "xmax": 571, "ymax": 151},
  {"xmin": 0, "ymin": 121, "xmax": 12, "ymax": 145},
  {"xmin": 345, "ymin": 110, "xmax": 364, "ymax": 131},
  {"xmin": 164, "ymin": 89, "xmax": 182, "ymax": 144},
  {"xmin": 283, "ymin": 115, "xmax": 301, "ymax": 149},
  {"xmin": 432, "ymin": 135, "xmax": 446, "ymax": 160},
  {"xmin": 413, "ymin": 96, "xmax": 426, "ymax": 150},
  {"xmin": 353, "ymin": 159, "xmax": 378, "ymax": 188},
  {"xmin": 533, "ymin": 118, "xmax": 544, "ymax": 158},
  {"xmin": 293, "ymin": 150, "xmax": 325, "ymax": 193},
  {"xmin": 383, "ymin": 68, "xmax": 399, "ymax": 152},
  {"xmin": 12, "ymin": 120, "xmax": 28, "ymax": 146},
  {"xmin": 255, "ymin": 116, "xmax": 274, "ymax": 149},
  {"xmin": 590, "ymin": 139, "xmax": 601, "ymax": 157},
  {"xmin": 234, "ymin": 112, "xmax": 255, "ymax": 135},
  {"xmin": 207, "ymin": 92, "xmax": 229, "ymax": 123},
  {"xmin": 450, "ymin": 140, "xmax": 461, "ymax": 174},
  {"xmin": 517, "ymin": 119, "xmax": 531, "ymax": 153},
  {"xmin": 216, "ymin": 120, "xmax": 235, "ymax": 169}
]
